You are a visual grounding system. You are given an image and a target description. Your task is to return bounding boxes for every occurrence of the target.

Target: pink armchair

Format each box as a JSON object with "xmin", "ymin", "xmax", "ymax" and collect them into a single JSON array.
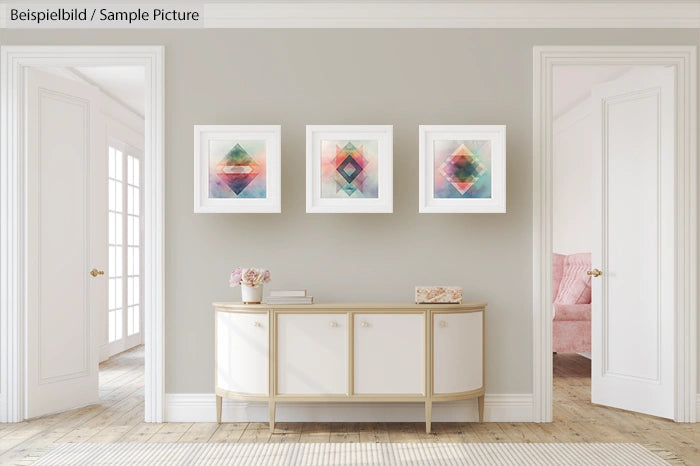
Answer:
[{"xmin": 552, "ymin": 253, "xmax": 591, "ymax": 353}]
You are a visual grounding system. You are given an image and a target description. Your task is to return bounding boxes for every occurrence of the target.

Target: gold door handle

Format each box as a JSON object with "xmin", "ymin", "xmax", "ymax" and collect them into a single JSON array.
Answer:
[
  {"xmin": 586, "ymin": 268, "xmax": 602, "ymax": 277},
  {"xmin": 90, "ymin": 268, "xmax": 105, "ymax": 277}
]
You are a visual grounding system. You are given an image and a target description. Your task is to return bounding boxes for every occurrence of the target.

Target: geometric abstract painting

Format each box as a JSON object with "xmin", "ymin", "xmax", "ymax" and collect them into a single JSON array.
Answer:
[
  {"xmin": 194, "ymin": 125, "xmax": 281, "ymax": 213},
  {"xmin": 320, "ymin": 140, "xmax": 379, "ymax": 199},
  {"xmin": 306, "ymin": 125, "xmax": 393, "ymax": 213},
  {"xmin": 419, "ymin": 125, "xmax": 505, "ymax": 213},
  {"xmin": 433, "ymin": 140, "xmax": 491, "ymax": 199},
  {"xmin": 209, "ymin": 140, "xmax": 267, "ymax": 199}
]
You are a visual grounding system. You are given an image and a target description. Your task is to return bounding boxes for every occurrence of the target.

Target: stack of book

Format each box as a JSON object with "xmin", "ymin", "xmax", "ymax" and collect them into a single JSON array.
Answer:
[{"xmin": 263, "ymin": 290, "xmax": 314, "ymax": 305}]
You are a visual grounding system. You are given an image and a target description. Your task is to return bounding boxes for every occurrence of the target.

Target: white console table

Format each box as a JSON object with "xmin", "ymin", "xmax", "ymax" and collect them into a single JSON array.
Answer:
[{"xmin": 213, "ymin": 302, "xmax": 485, "ymax": 433}]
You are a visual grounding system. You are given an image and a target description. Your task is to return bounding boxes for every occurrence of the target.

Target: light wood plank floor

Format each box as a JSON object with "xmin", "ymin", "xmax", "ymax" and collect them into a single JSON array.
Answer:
[{"xmin": 0, "ymin": 348, "xmax": 697, "ymax": 465}]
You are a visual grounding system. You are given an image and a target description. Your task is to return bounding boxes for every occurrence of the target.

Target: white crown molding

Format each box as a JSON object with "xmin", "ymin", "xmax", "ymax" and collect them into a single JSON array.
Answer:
[
  {"xmin": 202, "ymin": 2, "xmax": 700, "ymax": 29},
  {"xmin": 165, "ymin": 393, "xmax": 535, "ymax": 423}
]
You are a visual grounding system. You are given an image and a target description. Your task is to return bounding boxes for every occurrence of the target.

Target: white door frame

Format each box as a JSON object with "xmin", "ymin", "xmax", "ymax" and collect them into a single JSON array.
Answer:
[
  {"xmin": 532, "ymin": 46, "xmax": 697, "ymax": 422},
  {"xmin": 0, "ymin": 46, "xmax": 165, "ymax": 423}
]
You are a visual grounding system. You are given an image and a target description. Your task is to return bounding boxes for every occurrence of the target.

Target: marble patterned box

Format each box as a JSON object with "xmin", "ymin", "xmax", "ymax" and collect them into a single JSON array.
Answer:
[{"xmin": 415, "ymin": 286, "xmax": 463, "ymax": 304}]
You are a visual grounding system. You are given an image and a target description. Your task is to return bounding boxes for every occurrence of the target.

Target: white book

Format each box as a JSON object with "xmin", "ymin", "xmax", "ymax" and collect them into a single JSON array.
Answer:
[
  {"xmin": 264, "ymin": 296, "xmax": 314, "ymax": 304},
  {"xmin": 268, "ymin": 290, "xmax": 307, "ymax": 297}
]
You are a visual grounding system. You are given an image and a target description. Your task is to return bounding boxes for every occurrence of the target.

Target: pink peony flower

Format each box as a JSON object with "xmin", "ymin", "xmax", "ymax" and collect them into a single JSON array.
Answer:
[
  {"xmin": 230, "ymin": 267, "xmax": 271, "ymax": 287},
  {"xmin": 229, "ymin": 267, "xmax": 243, "ymax": 287}
]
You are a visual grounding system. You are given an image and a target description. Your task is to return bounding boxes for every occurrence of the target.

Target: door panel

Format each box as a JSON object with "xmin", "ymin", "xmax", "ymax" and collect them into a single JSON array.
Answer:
[
  {"xmin": 277, "ymin": 314, "xmax": 346, "ymax": 394},
  {"xmin": 216, "ymin": 312, "xmax": 268, "ymax": 395},
  {"xmin": 26, "ymin": 69, "xmax": 103, "ymax": 418},
  {"xmin": 433, "ymin": 312, "xmax": 482, "ymax": 394},
  {"xmin": 591, "ymin": 66, "xmax": 675, "ymax": 418},
  {"xmin": 354, "ymin": 313, "xmax": 424, "ymax": 394}
]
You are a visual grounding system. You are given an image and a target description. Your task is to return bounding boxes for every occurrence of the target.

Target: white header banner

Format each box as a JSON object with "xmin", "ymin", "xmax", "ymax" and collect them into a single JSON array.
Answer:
[
  {"xmin": 1, "ymin": 2, "xmax": 698, "ymax": 29},
  {"xmin": 3, "ymin": 3, "xmax": 203, "ymax": 28}
]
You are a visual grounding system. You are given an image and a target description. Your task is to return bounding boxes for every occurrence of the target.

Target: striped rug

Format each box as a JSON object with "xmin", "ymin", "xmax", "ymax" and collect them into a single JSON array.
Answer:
[{"xmin": 31, "ymin": 442, "xmax": 669, "ymax": 465}]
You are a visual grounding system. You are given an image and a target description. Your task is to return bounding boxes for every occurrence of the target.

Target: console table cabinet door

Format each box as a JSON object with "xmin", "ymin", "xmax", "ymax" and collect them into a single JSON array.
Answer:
[
  {"xmin": 353, "ymin": 313, "xmax": 424, "ymax": 394},
  {"xmin": 277, "ymin": 314, "xmax": 347, "ymax": 395},
  {"xmin": 216, "ymin": 312, "xmax": 268, "ymax": 395},
  {"xmin": 433, "ymin": 311, "xmax": 483, "ymax": 394}
]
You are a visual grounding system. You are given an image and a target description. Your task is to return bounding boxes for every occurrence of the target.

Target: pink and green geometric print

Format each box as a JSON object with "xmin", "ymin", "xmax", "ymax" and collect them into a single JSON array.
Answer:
[
  {"xmin": 321, "ymin": 140, "xmax": 379, "ymax": 198},
  {"xmin": 434, "ymin": 140, "xmax": 491, "ymax": 199},
  {"xmin": 209, "ymin": 140, "xmax": 267, "ymax": 199}
]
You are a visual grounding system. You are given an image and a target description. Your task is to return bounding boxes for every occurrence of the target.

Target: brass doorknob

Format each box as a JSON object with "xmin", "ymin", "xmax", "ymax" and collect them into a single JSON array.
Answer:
[
  {"xmin": 586, "ymin": 268, "xmax": 602, "ymax": 277},
  {"xmin": 90, "ymin": 268, "xmax": 105, "ymax": 277}
]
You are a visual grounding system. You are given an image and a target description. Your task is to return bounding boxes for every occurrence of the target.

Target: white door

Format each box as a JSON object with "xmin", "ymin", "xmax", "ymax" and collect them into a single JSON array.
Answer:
[
  {"xmin": 354, "ymin": 313, "xmax": 424, "ymax": 394},
  {"xmin": 590, "ymin": 66, "xmax": 675, "ymax": 419},
  {"xmin": 277, "ymin": 314, "xmax": 346, "ymax": 394},
  {"xmin": 26, "ymin": 69, "xmax": 105, "ymax": 418}
]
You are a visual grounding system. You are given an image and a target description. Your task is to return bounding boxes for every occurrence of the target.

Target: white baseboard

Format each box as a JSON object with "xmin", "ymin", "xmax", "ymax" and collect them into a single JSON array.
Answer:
[
  {"xmin": 165, "ymin": 393, "xmax": 534, "ymax": 423},
  {"xmin": 696, "ymin": 394, "xmax": 700, "ymax": 422}
]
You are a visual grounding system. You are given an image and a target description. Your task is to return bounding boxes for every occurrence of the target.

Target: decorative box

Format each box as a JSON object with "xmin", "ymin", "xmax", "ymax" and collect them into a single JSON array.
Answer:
[{"xmin": 415, "ymin": 286, "xmax": 463, "ymax": 304}]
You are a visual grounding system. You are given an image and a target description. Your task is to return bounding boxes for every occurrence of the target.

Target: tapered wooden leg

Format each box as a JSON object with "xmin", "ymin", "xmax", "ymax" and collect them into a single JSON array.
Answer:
[
  {"xmin": 216, "ymin": 395, "xmax": 222, "ymax": 424},
  {"xmin": 269, "ymin": 400, "xmax": 276, "ymax": 432},
  {"xmin": 477, "ymin": 395, "xmax": 484, "ymax": 422},
  {"xmin": 425, "ymin": 400, "xmax": 432, "ymax": 433}
]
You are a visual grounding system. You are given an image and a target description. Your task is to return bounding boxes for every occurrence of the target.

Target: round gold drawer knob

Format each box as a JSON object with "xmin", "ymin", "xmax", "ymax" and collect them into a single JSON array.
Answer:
[{"xmin": 90, "ymin": 268, "xmax": 104, "ymax": 277}]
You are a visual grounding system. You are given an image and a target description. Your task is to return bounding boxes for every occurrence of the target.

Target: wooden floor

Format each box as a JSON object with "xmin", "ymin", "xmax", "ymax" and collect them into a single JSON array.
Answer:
[{"xmin": 0, "ymin": 348, "xmax": 697, "ymax": 465}]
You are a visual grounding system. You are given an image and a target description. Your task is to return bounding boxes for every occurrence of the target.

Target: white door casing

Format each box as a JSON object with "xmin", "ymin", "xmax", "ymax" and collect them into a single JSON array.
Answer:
[
  {"xmin": 0, "ymin": 46, "xmax": 164, "ymax": 423},
  {"xmin": 590, "ymin": 67, "xmax": 675, "ymax": 418},
  {"xmin": 532, "ymin": 46, "xmax": 696, "ymax": 423},
  {"xmin": 216, "ymin": 312, "xmax": 269, "ymax": 395},
  {"xmin": 433, "ymin": 312, "xmax": 483, "ymax": 394},
  {"xmin": 353, "ymin": 313, "xmax": 424, "ymax": 395},
  {"xmin": 277, "ymin": 314, "xmax": 347, "ymax": 395},
  {"xmin": 25, "ymin": 69, "xmax": 103, "ymax": 418}
]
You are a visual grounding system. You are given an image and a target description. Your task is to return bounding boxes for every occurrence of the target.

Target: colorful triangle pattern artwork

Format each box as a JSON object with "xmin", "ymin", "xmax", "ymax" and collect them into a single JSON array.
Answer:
[{"xmin": 215, "ymin": 143, "xmax": 260, "ymax": 195}]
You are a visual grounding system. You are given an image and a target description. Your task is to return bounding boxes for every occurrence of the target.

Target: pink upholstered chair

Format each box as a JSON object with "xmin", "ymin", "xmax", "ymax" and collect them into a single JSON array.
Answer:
[{"xmin": 552, "ymin": 253, "xmax": 591, "ymax": 353}]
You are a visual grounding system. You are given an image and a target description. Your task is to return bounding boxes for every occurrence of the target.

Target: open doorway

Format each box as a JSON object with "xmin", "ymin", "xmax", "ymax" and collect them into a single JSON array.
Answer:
[
  {"xmin": 551, "ymin": 65, "xmax": 633, "ymax": 410},
  {"xmin": 0, "ymin": 46, "xmax": 164, "ymax": 424},
  {"xmin": 552, "ymin": 63, "xmax": 677, "ymax": 418},
  {"xmin": 25, "ymin": 65, "xmax": 145, "ymax": 418},
  {"xmin": 532, "ymin": 46, "xmax": 697, "ymax": 423}
]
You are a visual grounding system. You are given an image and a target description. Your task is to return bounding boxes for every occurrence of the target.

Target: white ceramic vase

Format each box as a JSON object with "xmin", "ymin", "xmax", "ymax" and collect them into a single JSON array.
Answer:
[{"xmin": 241, "ymin": 284, "xmax": 263, "ymax": 304}]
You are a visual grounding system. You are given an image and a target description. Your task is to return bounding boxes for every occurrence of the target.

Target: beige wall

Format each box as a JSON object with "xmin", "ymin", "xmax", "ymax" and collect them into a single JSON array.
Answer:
[{"xmin": 1, "ymin": 29, "xmax": 698, "ymax": 395}]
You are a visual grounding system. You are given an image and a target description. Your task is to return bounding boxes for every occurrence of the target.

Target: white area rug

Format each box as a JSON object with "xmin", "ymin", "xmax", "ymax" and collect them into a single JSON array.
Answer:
[{"xmin": 31, "ymin": 442, "xmax": 669, "ymax": 465}]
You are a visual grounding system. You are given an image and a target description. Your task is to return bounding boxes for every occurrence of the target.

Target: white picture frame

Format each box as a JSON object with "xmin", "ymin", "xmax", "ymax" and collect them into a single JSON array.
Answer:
[
  {"xmin": 306, "ymin": 125, "xmax": 393, "ymax": 213},
  {"xmin": 194, "ymin": 125, "xmax": 281, "ymax": 213},
  {"xmin": 419, "ymin": 125, "xmax": 506, "ymax": 213}
]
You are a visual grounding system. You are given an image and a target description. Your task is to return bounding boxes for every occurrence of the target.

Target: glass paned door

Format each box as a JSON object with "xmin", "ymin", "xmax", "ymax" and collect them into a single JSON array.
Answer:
[{"xmin": 108, "ymin": 142, "xmax": 143, "ymax": 355}]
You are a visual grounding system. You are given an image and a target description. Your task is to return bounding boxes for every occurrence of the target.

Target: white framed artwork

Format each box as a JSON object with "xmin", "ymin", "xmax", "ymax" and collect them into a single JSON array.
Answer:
[
  {"xmin": 194, "ymin": 125, "xmax": 281, "ymax": 213},
  {"xmin": 419, "ymin": 125, "xmax": 506, "ymax": 213},
  {"xmin": 306, "ymin": 125, "xmax": 393, "ymax": 213}
]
